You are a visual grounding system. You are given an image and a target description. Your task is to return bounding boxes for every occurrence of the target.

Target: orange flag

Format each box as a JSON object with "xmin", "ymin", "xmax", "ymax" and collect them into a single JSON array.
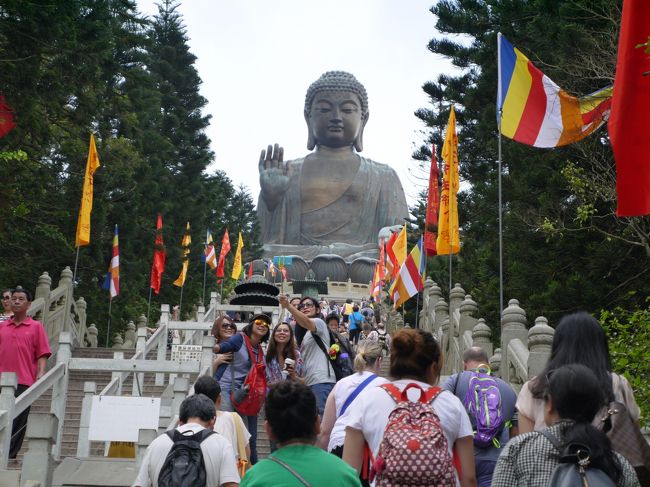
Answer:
[{"xmin": 75, "ymin": 134, "xmax": 101, "ymax": 247}]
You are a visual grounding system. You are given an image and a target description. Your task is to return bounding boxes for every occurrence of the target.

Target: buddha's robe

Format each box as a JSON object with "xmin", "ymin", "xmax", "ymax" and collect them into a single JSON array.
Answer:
[{"xmin": 257, "ymin": 156, "xmax": 408, "ymax": 261}]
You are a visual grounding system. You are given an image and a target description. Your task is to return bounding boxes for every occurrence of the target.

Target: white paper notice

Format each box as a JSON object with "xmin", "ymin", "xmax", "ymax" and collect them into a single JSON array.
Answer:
[{"xmin": 88, "ymin": 396, "xmax": 161, "ymax": 442}]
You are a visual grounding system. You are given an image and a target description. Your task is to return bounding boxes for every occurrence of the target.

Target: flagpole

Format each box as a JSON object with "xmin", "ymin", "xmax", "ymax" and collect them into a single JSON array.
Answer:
[
  {"xmin": 73, "ymin": 247, "xmax": 81, "ymax": 284},
  {"xmin": 202, "ymin": 254, "xmax": 208, "ymax": 306},
  {"xmin": 497, "ymin": 32, "xmax": 505, "ymax": 320},
  {"xmin": 179, "ymin": 285, "xmax": 184, "ymax": 320},
  {"xmin": 106, "ymin": 298, "xmax": 112, "ymax": 347}
]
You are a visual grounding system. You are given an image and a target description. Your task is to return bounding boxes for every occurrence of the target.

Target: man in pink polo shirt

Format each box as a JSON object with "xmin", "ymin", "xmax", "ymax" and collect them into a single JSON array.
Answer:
[{"xmin": 0, "ymin": 286, "xmax": 51, "ymax": 458}]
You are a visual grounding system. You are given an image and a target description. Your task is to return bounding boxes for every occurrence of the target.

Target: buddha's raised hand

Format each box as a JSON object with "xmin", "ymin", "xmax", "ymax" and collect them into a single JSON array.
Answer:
[{"xmin": 259, "ymin": 143, "xmax": 291, "ymax": 210}]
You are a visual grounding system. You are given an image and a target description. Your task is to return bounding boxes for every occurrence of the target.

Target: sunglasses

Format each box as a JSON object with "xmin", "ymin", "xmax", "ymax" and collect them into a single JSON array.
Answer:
[
  {"xmin": 298, "ymin": 302, "xmax": 315, "ymax": 310},
  {"xmin": 221, "ymin": 323, "xmax": 236, "ymax": 330},
  {"xmin": 253, "ymin": 319, "xmax": 270, "ymax": 327}
]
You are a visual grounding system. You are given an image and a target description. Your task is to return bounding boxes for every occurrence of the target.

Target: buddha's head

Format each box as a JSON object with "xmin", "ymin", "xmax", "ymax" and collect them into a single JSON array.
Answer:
[{"xmin": 304, "ymin": 71, "xmax": 369, "ymax": 152}]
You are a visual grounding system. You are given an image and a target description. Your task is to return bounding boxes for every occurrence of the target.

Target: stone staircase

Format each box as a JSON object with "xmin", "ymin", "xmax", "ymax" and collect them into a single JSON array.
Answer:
[{"xmin": 8, "ymin": 347, "xmax": 167, "ymax": 471}]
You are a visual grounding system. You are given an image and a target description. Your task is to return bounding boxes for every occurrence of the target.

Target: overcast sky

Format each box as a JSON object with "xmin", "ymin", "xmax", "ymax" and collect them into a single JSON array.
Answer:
[{"xmin": 136, "ymin": 1, "xmax": 454, "ymax": 207}]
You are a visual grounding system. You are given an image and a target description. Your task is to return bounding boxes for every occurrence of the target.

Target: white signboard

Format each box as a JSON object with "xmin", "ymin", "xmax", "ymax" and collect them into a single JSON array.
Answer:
[{"xmin": 88, "ymin": 395, "xmax": 161, "ymax": 442}]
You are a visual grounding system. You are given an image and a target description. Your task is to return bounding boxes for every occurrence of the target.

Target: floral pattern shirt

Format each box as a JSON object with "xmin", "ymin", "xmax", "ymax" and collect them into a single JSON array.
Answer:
[{"xmin": 265, "ymin": 350, "xmax": 304, "ymax": 385}]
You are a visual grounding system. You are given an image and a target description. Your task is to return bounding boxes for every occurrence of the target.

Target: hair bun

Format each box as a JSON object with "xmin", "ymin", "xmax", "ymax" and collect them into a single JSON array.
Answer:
[{"xmin": 392, "ymin": 329, "xmax": 417, "ymax": 355}]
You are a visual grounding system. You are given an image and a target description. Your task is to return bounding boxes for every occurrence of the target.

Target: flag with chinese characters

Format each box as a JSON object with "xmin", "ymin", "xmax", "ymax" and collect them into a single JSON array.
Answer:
[
  {"xmin": 75, "ymin": 134, "xmax": 101, "ymax": 247},
  {"xmin": 436, "ymin": 106, "xmax": 460, "ymax": 254},
  {"xmin": 150, "ymin": 214, "xmax": 165, "ymax": 294},
  {"xmin": 173, "ymin": 222, "xmax": 191, "ymax": 287},
  {"xmin": 231, "ymin": 232, "xmax": 244, "ymax": 279},
  {"xmin": 102, "ymin": 224, "xmax": 120, "ymax": 299},
  {"xmin": 216, "ymin": 229, "xmax": 231, "ymax": 278},
  {"xmin": 424, "ymin": 144, "xmax": 440, "ymax": 256}
]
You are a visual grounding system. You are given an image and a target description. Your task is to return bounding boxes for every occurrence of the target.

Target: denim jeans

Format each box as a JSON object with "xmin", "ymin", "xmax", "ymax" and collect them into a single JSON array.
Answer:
[
  {"xmin": 220, "ymin": 389, "xmax": 259, "ymax": 464},
  {"xmin": 310, "ymin": 382, "xmax": 334, "ymax": 417},
  {"xmin": 475, "ymin": 458, "xmax": 497, "ymax": 487}
]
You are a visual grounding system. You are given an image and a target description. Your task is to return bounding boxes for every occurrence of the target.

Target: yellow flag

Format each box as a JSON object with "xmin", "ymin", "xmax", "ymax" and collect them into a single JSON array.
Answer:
[
  {"xmin": 231, "ymin": 232, "xmax": 244, "ymax": 279},
  {"xmin": 173, "ymin": 222, "xmax": 191, "ymax": 287},
  {"xmin": 391, "ymin": 225, "xmax": 408, "ymax": 268},
  {"xmin": 436, "ymin": 106, "xmax": 460, "ymax": 254},
  {"xmin": 75, "ymin": 134, "xmax": 101, "ymax": 247}
]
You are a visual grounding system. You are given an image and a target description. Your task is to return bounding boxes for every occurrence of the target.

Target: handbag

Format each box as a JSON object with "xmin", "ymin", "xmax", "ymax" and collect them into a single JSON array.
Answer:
[
  {"xmin": 230, "ymin": 334, "xmax": 267, "ymax": 416},
  {"xmin": 230, "ymin": 412, "xmax": 251, "ymax": 477}
]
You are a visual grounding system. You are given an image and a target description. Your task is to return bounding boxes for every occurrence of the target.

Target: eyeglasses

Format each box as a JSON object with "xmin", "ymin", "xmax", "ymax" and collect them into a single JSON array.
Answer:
[
  {"xmin": 253, "ymin": 319, "xmax": 270, "ymax": 327},
  {"xmin": 298, "ymin": 302, "xmax": 315, "ymax": 310},
  {"xmin": 221, "ymin": 323, "xmax": 236, "ymax": 330}
]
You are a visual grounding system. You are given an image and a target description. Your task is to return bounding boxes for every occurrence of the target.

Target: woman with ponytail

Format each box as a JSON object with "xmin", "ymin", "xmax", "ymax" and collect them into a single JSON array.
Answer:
[
  {"xmin": 492, "ymin": 363, "xmax": 639, "ymax": 486},
  {"xmin": 318, "ymin": 340, "xmax": 387, "ymax": 459}
]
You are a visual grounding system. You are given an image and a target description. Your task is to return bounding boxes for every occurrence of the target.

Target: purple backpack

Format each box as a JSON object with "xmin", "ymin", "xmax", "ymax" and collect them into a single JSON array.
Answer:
[{"xmin": 462, "ymin": 369, "xmax": 504, "ymax": 448}]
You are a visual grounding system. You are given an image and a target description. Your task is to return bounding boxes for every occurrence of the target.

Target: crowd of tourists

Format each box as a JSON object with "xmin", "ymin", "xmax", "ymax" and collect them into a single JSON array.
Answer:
[{"xmin": 130, "ymin": 294, "xmax": 649, "ymax": 487}]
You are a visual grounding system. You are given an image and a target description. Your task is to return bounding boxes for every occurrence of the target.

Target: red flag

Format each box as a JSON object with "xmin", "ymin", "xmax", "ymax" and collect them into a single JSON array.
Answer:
[
  {"xmin": 0, "ymin": 95, "xmax": 16, "ymax": 138},
  {"xmin": 609, "ymin": 0, "xmax": 650, "ymax": 216},
  {"xmin": 150, "ymin": 214, "xmax": 166, "ymax": 294},
  {"xmin": 216, "ymin": 229, "xmax": 231, "ymax": 278},
  {"xmin": 247, "ymin": 260, "xmax": 254, "ymax": 279},
  {"xmin": 424, "ymin": 144, "xmax": 440, "ymax": 256},
  {"xmin": 385, "ymin": 230, "xmax": 398, "ymax": 279}
]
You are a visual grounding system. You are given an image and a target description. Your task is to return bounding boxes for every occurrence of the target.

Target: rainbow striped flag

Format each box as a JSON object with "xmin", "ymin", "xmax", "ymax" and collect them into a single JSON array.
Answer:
[
  {"xmin": 102, "ymin": 224, "xmax": 120, "ymax": 299},
  {"xmin": 390, "ymin": 237, "xmax": 425, "ymax": 309},
  {"xmin": 497, "ymin": 33, "xmax": 612, "ymax": 148}
]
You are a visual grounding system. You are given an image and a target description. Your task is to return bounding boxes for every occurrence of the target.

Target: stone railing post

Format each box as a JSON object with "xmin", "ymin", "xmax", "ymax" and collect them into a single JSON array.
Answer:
[
  {"xmin": 434, "ymin": 298, "xmax": 449, "ymax": 335},
  {"xmin": 58, "ymin": 267, "xmax": 75, "ymax": 339},
  {"xmin": 420, "ymin": 279, "xmax": 434, "ymax": 331},
  {"xmin": 500, "ymin": 299, "xmax": 527, "ymax": 383},
  {"xmin": 210, "ymin": 292, "xmax": 218, "ymax": 310},
  {"xmin": 136, "ymin": 429, "xmax": 157, "ymax": 469},
  {"xmin": 123, "ymin": 321, "xmax": 137, "ymax": 348},
  {"xmin": 459, "ymin": 295, "xmax": 478, "ymax": 344},
  {"xmin": 201, "ymin": 335, "xmax": 215, "ymax": 377},
  {"xmin": 449, "ymin": 284, "xmax": 465, "ymax": 337},
  {"xmin": 132, "ymin": 328, "xmax": 147, "ymax": 396},
  {"xmin": 86, "ymin": 324, "xmax": 98, "ymax": 348},
  {"xmin": 112, "ymin": 334, "xmax": 124, "ymax": 349},
  {"xmin": 472, "ymin": 318, "xmax": 493, "ymax": 358},
  {"xmin": 527, "ymin": 317, "xmax": 554, "ymax": 379},
  {"xmin": 20, "ymin": 412, "xmax": 58, "ymax": 487},
  {"xmin": 76, "ymin": 382, "xmax": 96, "ymax": 457},
  {"xmin": 170, "ymin": 377, "xmax": 190, "ymax": 421},
  {"xmin": 156, "ymin": 305, "xmax": 170, "ymax": 386},
  {"xmin": 35, "ymin": 271, "xmax": 52, "ymax": 333},
  {"xmin": 112, "ymin": 351, "xmax": 124, "ymax": 396},
  {"xmin": 490, "ymin": 348, "xmax": 502, "ymax": 377},
  {"xmin": 0, "ymin": 372, "xmax": 17, "ymax": 468},
  {"xmin": 50, "ymin": 331, "xmax": 72, "ymax": 460},
  {"xmin": 75, "ymin": 297, "xmax": 88, "ymax": 348}
]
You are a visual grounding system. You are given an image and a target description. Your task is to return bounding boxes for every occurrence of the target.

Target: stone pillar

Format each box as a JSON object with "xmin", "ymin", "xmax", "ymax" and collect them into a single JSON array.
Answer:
[
  {"xmin": 35, "ymin": 272, "xmax": 52, "ymax": 335},
  {"xmin": 472, "ymin": 318, "xmax": 493, "ymax": 358},
  {"xmin": 75, "ymin": 297, "xmax": 87, "ymax": 347},
  {"xmin": 123, "ymin": 321, "xmax": 136, "ymax": 348},
  {"xmin": 0, "ymin": 373, "xmax": 17, "ymax": 468},
  {"xmin": 434, "ymin": 299, "xmax": 449, "ymax": 334},
  {"xmin": 136, "ymin": 429, "xmax": 157, "ymax": 469},
  {"xmin": 420, "ymin": 279, "xmax": 434, "ymax": 331},
  {"xmin": 527, "ymin": 317, "xmax": 554, "ymax": 379},
  {"xmin": 156, "ymin": 305, "xmax": 170, "ymax": 386},
  {"xmin": 76, "ymin": 382, "xmax": 96, "ymax": 457},
  {"xmin": 132, "ymin": 328, "xmax": 147, "ymax": 396},
  {"xmin": 490, "ymin": 348, "xmax": 502, "ymax": 377},
  {"xmin": 86, "ymin": 324, "xmax": 98, "ymax": 348},
  {"xmin": 500, "ymin": 299, "xmax": 527, "ymax": 383},
  {"xmin": 58, "ymin": 267, "xmax": 74, "ymax": 338},
  {"xmin": 201, "ymin": 335, "xmax": 215, "ymax": 377},
  {"xmin": 51, "ymin": 332, "xmax": 71, "ymax": 460},
  {"xmin": 112, "ymin": 351, "xmax": 124, "ymax": 396},
  {"xmin": 20, "ymin": 413, "xmax": 58, "ymax": 487},
  {"xmin": 137, "ymin": 314, "xmax": 147, "ymax": 331},
  {"xmin": 171, "ymin": 377, "xmax": 189, "ymax": 421},
  {"xmin": 459, "ymin": 294, "xmax": 478, "ymax": 341},
  {"xmin": 448, "ymin": 284, "xmax": 466, "ymax": 337},
  {"xmin": 210, "ymin": 292, "xmax": 218, "ymax": 310}
]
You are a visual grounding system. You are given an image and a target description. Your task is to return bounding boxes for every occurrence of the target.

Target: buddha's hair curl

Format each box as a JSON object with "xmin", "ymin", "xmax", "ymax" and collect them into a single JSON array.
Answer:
[{"xmin": 305, "ymin": 71, "xmax": 369, "ymax": 117}]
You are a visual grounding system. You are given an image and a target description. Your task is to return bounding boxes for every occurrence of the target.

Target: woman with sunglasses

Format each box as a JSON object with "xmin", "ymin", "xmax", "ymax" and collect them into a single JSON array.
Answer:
[
  {"xmin": 279, "ymin": 295, "xmax": 336, "ymax": 417},
  {"xmin": 214, "ymin": 313, "xmax": 271, "ymax": 464},
  {"xmin": 0, "ymin": 289, "xmax": 13, "ymax": 322},
  {"xmin": 211, "ymin": 315, "xmax": 238, "ymax": 377}
]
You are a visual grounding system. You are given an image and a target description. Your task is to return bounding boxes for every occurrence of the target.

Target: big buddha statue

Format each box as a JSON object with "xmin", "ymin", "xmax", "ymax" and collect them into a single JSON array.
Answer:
[{"xmin": 257, "ymin": 71, "xmax": 408, "ymax": 262}]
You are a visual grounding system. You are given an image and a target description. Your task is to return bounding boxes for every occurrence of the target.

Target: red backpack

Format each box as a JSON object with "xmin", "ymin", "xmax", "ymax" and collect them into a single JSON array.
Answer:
[
  {"xmin": 370, "ymin": 383, "xmax": 456, "ymax": 487},
  {"xmin": 230, "ymin": 334, "xmax": 267, "ymax": 416}
]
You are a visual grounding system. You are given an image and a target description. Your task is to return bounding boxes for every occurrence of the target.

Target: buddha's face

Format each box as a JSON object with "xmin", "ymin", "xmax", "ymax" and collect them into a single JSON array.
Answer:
[{"xmin": 308, "ymin": 90, "xmax": 364, "ymax": 149}]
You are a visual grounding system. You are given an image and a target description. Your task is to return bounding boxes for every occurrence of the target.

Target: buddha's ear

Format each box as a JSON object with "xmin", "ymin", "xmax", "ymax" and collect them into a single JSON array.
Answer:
[
  {"xmin": 354, "ymin": 111, "xmax": 370, "ymax": 152},
  {"xmin": 305, "ymin": 110, "xmax": 316, "ymax": 151}
]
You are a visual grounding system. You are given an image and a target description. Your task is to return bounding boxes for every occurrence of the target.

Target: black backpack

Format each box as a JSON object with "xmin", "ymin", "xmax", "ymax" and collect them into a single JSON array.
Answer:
[
  {"xmin": 540, "ymin": 430, "xmax": 616, "ymax": 487},
  {"xmin": 312, "ymin": 328, "xmax": 355, "ymax": 381},
  {"xmin": 158, "ymin": 428, "xmax": 214, "ymax": 487}
]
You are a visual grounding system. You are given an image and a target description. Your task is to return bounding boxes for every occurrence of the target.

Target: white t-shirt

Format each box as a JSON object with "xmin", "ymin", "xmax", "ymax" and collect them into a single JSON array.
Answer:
[
  {"xmin": 328, "ymin": 371, "xmax": 388, "ymax": 451},
  {"xmin": 214, "ymin": 411, "xmax": 251, "ymax": 461},
  {"xmin": 300, "ymin": 317, "xmax": 335, "ymax": 386},
  {"xmin": 345, "ymin": 378, "xmax": 473, "ymax": 462},
  {"xmin": 133, "ymin": 423, "xmax": 240, "ymax": 487}
]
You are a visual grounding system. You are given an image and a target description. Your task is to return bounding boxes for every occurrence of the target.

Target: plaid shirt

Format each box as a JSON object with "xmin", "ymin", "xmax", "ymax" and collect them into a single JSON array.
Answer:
[{"xmin": 492, "ymin": 423, "xmax": 640, "ymax": 487}]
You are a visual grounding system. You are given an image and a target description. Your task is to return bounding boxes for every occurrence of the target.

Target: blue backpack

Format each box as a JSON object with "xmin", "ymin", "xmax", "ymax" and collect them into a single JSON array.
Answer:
[{"xmin": 461, "ymin": 368, "xmax": 505, "ymax": 448}]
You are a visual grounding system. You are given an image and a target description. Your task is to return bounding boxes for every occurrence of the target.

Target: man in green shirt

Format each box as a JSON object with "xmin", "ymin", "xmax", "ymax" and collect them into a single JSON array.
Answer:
[{"xmin": 241, "ymin": 381, "xmax": 360, "ymax": 486}]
